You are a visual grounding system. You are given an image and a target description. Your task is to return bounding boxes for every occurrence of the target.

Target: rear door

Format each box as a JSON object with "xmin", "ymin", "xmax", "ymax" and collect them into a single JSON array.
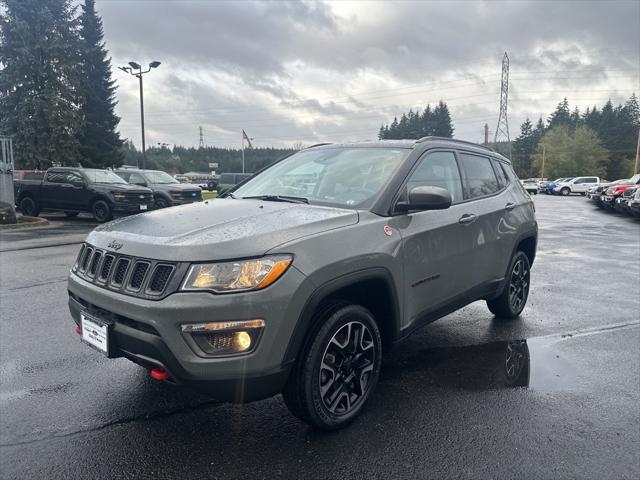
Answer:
[
  {"xmin": 40, "ymin": 170, "xmax": 68, "ymax": 208},
  {"xmin": 456, "ymin": 152, "xmax": 511, "ymax": 285},
  {"xmin": 398, "ymin": 150, "xmax": 476, "ymax": 321}
]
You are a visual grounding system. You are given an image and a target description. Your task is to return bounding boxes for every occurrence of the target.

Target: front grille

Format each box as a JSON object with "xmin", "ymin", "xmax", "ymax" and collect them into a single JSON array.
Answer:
[
  {"xmin": 112, "ymin": 258, "xmax": 130, "ymax": 286},
  {"xmin": 72, "ymin": 243, "xmax": 182, "ymax": 299},
  {"xmin": 125, "ymin": 192, "xmax": 153, "ymax": 205},
  {"xmin": 128, "ymin": 262, "xmax": 150, "ymax": 290},
  {"xmin": 89, "ymin": 251, "xmax": 102, "ymax": 277},
  {"xmin": 99, "ymin": 255, "xmax": 115, "ymax": 281},
  {"xmin": 149, "ymin": 265, "xmax": 174, "ymax": 293}
]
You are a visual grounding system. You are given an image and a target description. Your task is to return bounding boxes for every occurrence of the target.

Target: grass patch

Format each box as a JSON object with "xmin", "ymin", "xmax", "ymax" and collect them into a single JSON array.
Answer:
[{"xmin": 202, "ymin": 191, "xmax": 218, "ymax": 200}]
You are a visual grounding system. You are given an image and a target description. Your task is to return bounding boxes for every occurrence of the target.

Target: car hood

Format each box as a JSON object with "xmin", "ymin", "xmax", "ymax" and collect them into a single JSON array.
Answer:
[
  {"xmin": 151, "ymin": 183, "xmax": 201, "ymax": 192},
  {"xmin": 106, "ymin": 183, "xmax": 153, "ymax": 193},
  {"xmin": 86, "ymin": 199, "xmax": 359, "ymax": 261}
]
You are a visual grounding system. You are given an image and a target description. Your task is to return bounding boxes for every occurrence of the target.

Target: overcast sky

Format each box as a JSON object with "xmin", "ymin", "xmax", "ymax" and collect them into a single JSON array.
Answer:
[{"xmin": 97, "ymin": 0, "xmax": 640, "ymax": 149}]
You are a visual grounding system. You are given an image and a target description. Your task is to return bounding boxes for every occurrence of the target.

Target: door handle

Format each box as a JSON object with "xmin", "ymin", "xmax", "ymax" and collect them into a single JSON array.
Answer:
[
  {"xmin": 505, "ymin": 202, "xmax": 516, "ymax": 211},
  {"xmin": 458, "ymin": 214, "xmax": 477, "ymax": 225}
]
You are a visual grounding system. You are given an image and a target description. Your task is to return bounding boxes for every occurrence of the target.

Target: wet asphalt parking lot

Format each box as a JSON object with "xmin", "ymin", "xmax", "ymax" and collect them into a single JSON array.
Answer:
[{"xmin": 1, "ymin": 197, "xmax": 639, "ymax": 479}]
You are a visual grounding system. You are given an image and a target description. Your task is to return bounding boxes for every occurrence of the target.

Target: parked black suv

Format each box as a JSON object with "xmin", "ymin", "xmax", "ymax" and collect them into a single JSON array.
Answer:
[
  {"xmin": 15, "ymin": 167, "xmax": 153, "ymax": 222},
  {"xmin": 69, "ymin": 138, "xmax": 537, "ymax": 429},
  {"xmin": 113, "ymin": 168, "xmax": 202, "ymax": 209}
]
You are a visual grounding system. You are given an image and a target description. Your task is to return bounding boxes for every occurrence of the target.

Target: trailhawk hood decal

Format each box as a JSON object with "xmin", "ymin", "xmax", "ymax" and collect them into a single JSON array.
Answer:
[{"xmin": 86, "ymin": 199, "xmax": 358, "ymax": 261}]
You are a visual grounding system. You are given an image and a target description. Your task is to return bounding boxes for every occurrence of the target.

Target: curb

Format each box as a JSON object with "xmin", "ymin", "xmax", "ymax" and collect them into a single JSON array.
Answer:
[{"xmin": 0, "ymin": 216, "xmax": 50, "ymax": 230}]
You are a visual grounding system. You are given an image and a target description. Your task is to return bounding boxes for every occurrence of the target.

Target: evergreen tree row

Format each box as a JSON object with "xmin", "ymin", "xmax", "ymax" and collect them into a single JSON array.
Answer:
[
  {"xmin": 512, "ymin": 94, "xmax": 639, "ymax": 180},
  {"xmin": 121, "ymin": 141, "xmax": 298, "ymax": 175},
  {"xmin": 0, "ymin": 0, "xmax": 122, "ymax": 169},
  {"xmin": 378, "ymin": 100, "xmax": 454, "ymax": 140}
]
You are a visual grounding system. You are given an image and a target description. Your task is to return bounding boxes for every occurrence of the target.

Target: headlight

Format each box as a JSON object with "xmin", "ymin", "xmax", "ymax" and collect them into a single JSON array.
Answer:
[
  {"xmin": 181, "ymin": 255, "xmax": 292, "ymax": 293},
  {"xmin": 112, "ymin": 192, "xmax": 127, "ymax": 201}
]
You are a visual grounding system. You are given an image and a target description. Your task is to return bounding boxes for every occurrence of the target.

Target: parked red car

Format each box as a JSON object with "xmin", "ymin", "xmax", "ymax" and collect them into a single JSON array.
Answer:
[{"xmin": 601, "ymin": 174, "xmax": 640, "ymax": 209}]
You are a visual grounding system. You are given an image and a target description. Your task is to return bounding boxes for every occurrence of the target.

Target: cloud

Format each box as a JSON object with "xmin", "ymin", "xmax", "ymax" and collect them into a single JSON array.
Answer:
[{"xmin": 98, "ymin": 0, "xmax": 640, "ymax": 148}]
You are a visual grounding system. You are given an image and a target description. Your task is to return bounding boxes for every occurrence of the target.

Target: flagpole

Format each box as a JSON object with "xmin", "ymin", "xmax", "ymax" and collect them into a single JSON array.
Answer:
[{"xmin": 241, "ymin": 131, "xmax": 245, "ymax": 174}]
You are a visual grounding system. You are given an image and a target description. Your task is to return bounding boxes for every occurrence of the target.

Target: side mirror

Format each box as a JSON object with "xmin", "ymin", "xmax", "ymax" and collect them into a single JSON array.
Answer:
[
  {"xmin": 396, "ymin": 186, "xmax": 452, "ymax": 212},
  {"xmin": 135, "ymin": 182, "xmax": 147, "ymax": 187}
]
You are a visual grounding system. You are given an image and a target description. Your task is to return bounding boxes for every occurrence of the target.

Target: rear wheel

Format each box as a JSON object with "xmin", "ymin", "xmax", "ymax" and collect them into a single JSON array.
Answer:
[
  {"xmin": 64, "ymin": 211, "xmax": 79, "ymax": 218},
  {"xmin": 92, "ymin": 200, "xmax": 112, "ymax": 223},
  {"xmin": 283, "ymin": 303, "xmax": 382, "ymax": 430},
  {"xmin": 19, "ymin": 196, "xmax": 40, "ymax": 217},
  {"xmin": 487, "ymin": 251, "xmax": 531, "ymax": 320}
]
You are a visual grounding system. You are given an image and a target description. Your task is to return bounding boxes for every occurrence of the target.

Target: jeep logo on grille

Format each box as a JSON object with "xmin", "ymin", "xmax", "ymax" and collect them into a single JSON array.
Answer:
[{"xmin": 107, "ymin": 240, "xmax": 123, "ymax": 251}]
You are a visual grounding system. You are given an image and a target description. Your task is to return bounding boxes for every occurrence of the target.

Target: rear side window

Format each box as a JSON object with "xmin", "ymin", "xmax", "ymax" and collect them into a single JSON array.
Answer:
[
  {"xmin": 46, "ymin": 171, "xmax": 68, "ymax": 183},
  {"xmin": 406, "ymin": 151, "xmax": 463, "ymax": 203},
  {"xmin": 459, "ymin": 153, "xmax": 500, "ymax": 198},
  {"xmin": 492, "ymin": 160, "xmax": 509, "ymax": 187}
]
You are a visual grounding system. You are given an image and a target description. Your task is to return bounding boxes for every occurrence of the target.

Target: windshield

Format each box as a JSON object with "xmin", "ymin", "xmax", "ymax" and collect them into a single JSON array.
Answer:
[
  {"xmin": 232, "ymin": 147, "xmax": 408, "ymax": 208},
  {"xmin": 84, "ymin": 170, "xmax": 127, "ymax": 184},
  {"xmin": 144, "ymin": 171, "xmax": 179, "ymax": 184}
]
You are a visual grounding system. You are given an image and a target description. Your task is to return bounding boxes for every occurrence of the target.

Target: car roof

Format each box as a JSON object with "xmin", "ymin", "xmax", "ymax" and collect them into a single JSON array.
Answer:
[{"xmin": 305, "ymin": 137, "xmax": 510, "ymax": 163}]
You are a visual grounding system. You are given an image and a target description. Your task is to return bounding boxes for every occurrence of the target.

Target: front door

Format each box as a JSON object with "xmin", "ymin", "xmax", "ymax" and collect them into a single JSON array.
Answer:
[{"xmin": 398, "ymin": 150, "xmax": 476, "ymax": 323}]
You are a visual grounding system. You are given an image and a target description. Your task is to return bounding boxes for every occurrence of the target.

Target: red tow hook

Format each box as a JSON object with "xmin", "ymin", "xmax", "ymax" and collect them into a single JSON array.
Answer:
[
  {"xmin": 150, "ymin": 367, "xmax": 170, "ymax": 381},
  {"xmin": 75, "ymin": 326, "xmax": 82, "ymax": 335}
]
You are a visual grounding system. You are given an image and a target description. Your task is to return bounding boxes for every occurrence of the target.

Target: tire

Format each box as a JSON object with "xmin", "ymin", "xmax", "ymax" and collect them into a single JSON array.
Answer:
[
  {"xmin": 282, "ymin": 302, "xmax": 382, "ymax": 430},
  {"xmin": 561, "ymin": 187, "xmax": 570, "ymax": 196},
  {"xmin": 487, "ymin": 251, "xmax": 531, "ymax": 320},
  {"xmin": 19, "ymin": 196, "xmax": 40, "ymax": 217},
  {"xmin": 92, "ymin": 200, "xmax": 112, "ymax": 223},
  {"xmin": 64, "ymin": 211, "xmax": 79, "ymax": 218},
  {"xmin": 155, "ymin": 197, "xmax": 169, "ymax": 209}
]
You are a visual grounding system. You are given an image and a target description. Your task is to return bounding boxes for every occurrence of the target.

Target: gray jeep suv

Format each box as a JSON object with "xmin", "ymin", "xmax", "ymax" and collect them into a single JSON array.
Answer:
[{"xmin": 68, "ymin": 137, "xmax": 537, "ymax": 430}]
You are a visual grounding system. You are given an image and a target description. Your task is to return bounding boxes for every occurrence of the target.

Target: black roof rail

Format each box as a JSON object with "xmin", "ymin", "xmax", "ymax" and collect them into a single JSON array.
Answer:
[
  {"xmin": 414, "ymin": 136, "xmax": 496, "ymax": 152},
  {"xmin": 305, "ymin": 143, "xmax": 332, "ymax": 149}
]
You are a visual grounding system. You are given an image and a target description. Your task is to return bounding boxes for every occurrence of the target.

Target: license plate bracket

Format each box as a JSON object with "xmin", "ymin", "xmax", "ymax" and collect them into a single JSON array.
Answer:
[{"xmin": 80, "ymin": 312, "xmax": 112, "ymax": 357}]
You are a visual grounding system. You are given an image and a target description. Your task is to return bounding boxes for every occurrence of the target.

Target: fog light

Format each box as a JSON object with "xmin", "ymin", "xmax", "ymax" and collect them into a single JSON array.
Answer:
[
  {"xmin": 235, "ymin": 331, "xmax": 251, "ymax": 351},
  {"xmin": 182, "ymin": 319, "xmax": 264, "ymax": 356}
]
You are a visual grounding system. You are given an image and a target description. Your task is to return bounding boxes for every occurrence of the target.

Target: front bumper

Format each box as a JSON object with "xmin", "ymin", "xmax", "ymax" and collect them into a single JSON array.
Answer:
[
  {"xmin": 112, "ymin": 202, "xmax": 151, "ymax": 214},
  {"xmin": 67, "ymin": 265, "xmax": 314, "ymax": 402}
]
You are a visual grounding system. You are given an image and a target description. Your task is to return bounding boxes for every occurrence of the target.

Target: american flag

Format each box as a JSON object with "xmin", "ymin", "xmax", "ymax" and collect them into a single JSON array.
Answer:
[{"xmin": 242, "ymin": 130, "xmax": 253, "ymax": 149}]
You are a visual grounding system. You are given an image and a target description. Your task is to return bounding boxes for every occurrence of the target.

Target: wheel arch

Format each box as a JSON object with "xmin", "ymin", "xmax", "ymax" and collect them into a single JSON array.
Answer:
[{"xmin": 282, "ymin": 268, "xmax": 401, "ymax": 367}]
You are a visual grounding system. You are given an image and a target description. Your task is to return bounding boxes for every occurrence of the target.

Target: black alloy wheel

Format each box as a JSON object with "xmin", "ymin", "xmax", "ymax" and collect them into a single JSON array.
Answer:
[
  {"xmin": 487, "ymin": 251, "xmax": 531, "ymax": 320},
  {"xmin": 92, "ymin": 200, "xmax": 112, "ymax": 223},
  {"xmin": 283, "ymin": 303, "xmax": 382, "ymax": 430},
  {"xmin": 155, "ymin": 197, "xmax": 169, "ymax": 209},
  {"xmin": 19, "ymin": 196, "xmax": 40, "ymax": 217},
  {"xmin": 318, "ymin": 321, "xmax": 376, "ymax": 416}
]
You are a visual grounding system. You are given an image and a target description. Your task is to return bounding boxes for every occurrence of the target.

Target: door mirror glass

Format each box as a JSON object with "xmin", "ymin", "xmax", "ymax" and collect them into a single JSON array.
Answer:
[{"xmin": 397, "ymin": 186, "xmax": 452, "ymax": 212}]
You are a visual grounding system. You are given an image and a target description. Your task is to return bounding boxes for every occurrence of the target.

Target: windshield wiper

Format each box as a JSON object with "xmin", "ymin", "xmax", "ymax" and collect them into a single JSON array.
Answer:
[{"xmin": 241, "ymin": 195, "xmax": 309, "ymax": 204}]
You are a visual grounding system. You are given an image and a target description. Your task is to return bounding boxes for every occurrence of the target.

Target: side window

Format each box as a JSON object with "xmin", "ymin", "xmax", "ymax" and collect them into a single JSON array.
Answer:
[
  {"xmin": 573, "ymin": 177, "xmax": 586, "ymax": 184},
  {"xmin": 406, "ymin": 151, "xmax": 463, "ymax": 203},
  {"xmin": 66, "ymin": 172, "xmax": 84, "ymax": 185},
  {"xmin": 46, "ymin": 171, "xmax": 67, "ymax": 183},
  {"xmin": 459, "ymin": 153, "xmax": 500, "ymax": 198},
  {"xmin": 585, "ymin": 177, "xmax": 598, "ymax": 183},
  {"xmin": 492, "ymin": 160, "xmax": 508, "ymax": 187}
]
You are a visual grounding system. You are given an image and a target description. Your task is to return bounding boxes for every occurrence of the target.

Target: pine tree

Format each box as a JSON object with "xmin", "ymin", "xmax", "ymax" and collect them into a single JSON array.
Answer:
[
  {"xmin": 378, "ymin": 124, "xmax": 386, "ymax": 140},
  {"xmin": 78, "ymin": 0, "xmax": 123, "ymax": 167},
  {"xmin": 547, "ymin": 97, "xmax": 571, "ymax": 129},
  {"xmin": 0, "ymin": 0, "xmax": 82, "ymax": 169},
  {"xmin": 420, "ymin": 105, "xmax": 433, "ymax": 137},
  {"xmin": 513, "ymin": 118, "xmax": 535, "ymax": 177},
  {"xmin": 432, "ymin": 100, "xmax": 454, "ymax": 137}
]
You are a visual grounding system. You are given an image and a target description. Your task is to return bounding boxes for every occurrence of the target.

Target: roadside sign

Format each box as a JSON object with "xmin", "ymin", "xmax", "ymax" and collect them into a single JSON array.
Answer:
[{"xmin": 208, "ymin": 162, "xmax": 219, "ymax": 169}]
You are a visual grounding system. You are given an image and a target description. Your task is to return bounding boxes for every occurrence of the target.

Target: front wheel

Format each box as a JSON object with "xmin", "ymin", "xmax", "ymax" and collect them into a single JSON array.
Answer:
[
  {"xmin": 283, "ymin": 303, "xmax": 382, "ymax": 430},
  {"xmin": 155, "ymin": 197, "xmax": 169, "ymax": 209},
  {"xmin": 487, "ymin": 251, "xmax": 531, "ymax": 320},
  {"xmin": 561, "ymin": 187, "xmax": 570, "ymax": 196},
  {"xmin": 92, "ymin": 200, "xmax": 112, "ymax": 223}
]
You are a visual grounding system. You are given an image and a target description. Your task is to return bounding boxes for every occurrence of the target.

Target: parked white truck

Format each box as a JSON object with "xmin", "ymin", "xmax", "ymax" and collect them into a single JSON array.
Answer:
[{"xmin": 553, "ymin": 176, "xmax": 603, "ymax": 196}]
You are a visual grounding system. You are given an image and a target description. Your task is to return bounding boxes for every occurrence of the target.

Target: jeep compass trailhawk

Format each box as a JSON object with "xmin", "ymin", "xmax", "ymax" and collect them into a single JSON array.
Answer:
[{"xmin": 68, "ymin": 137, "xmax": 537, "ymax": 430}]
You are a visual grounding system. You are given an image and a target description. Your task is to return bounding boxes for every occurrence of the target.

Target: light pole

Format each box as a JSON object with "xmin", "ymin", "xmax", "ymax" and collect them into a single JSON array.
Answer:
[{"xmin": 118, "ymin": 61, "xmax": 161, "ymax": 169}]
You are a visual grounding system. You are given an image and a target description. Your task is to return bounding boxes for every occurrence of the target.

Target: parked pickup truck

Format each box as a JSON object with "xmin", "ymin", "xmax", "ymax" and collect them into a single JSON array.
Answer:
[
  {"xmin": 553, "ymin": 176, "xmax": 603, "ymax": 196},
  {"xmin": 113, "ymin": 168, "xmax": 202, "ymax": 209},
  {"xmin": 15, "ymin": 167, "xmax": 154, "ymax": 222}
]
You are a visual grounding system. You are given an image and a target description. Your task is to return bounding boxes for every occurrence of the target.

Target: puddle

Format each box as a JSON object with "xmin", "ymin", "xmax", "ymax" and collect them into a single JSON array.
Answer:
[{"xmin": 382, "ymin": 336, "xmax": 579, "ymax": 392}]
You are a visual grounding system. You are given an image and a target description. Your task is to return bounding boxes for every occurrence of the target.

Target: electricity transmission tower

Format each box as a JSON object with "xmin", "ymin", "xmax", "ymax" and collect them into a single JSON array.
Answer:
[
  {"xmin": 494, "ymin": 52, "xmax": 511, "ymax": 156},
  {"xmin": 199, "ymin": 126, "xmax": 204, "ymax": 148}
]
